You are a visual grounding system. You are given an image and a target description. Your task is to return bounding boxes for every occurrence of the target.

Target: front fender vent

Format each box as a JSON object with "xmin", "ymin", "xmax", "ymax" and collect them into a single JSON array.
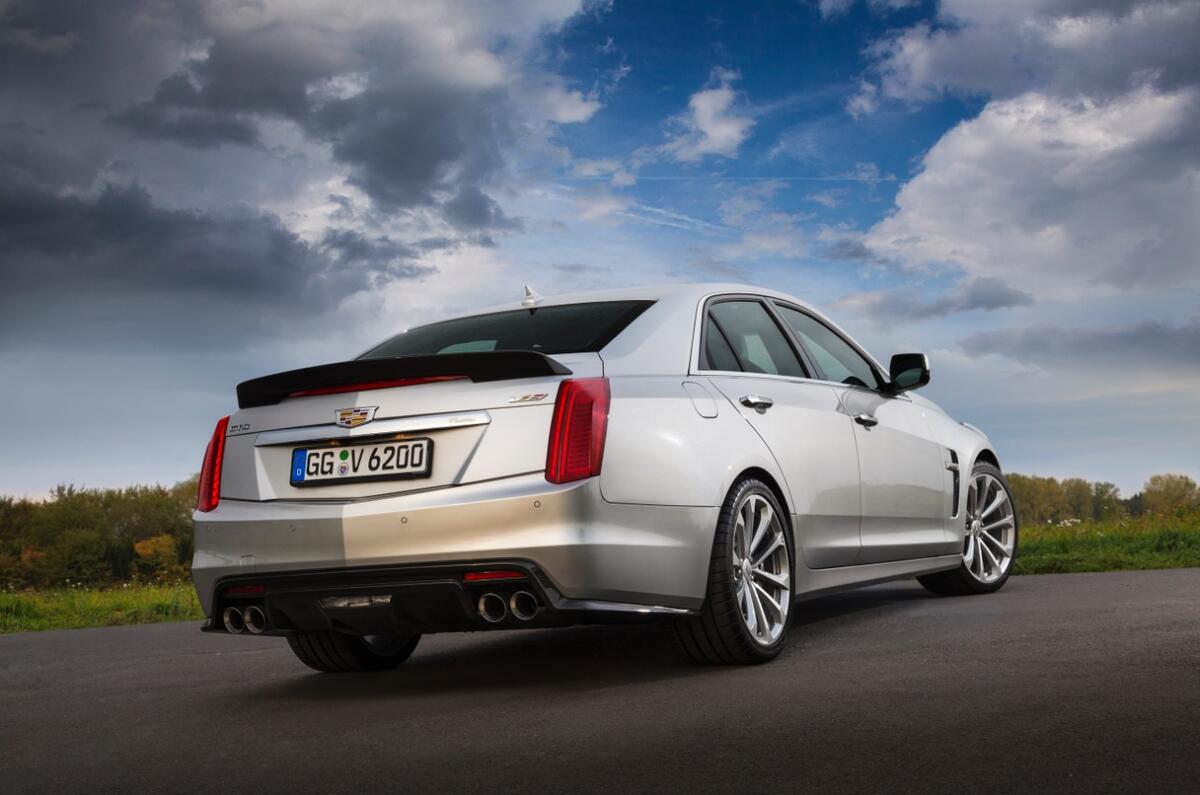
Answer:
[{"xmin": 949, "ymin": 449, "xmax": 960, "ymax": 518}]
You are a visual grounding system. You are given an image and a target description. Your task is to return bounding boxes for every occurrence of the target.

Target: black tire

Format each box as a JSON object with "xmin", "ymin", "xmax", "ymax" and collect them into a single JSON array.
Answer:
[
  {"xmin": 918, "ymin": 461, "xmax": 1018, "ymax": 596},
  {"xmin": 286, "ymin": 631, "xmax": 420, "ymax": 673},
  {"xmin": 670, "ymin": 478, "xmax": 795, "ymax": 665}
]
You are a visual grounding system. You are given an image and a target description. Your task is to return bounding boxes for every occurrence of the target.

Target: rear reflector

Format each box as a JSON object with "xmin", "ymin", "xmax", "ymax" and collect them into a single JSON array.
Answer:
[
  {"xmin": 196, "ymin": 416, "xmax": 230, "ymax": 513},
  {"xmin": 223, "ymin": 584, "xmax": 265, "ymax": 596},
  {"xmin": 463, "ymin": 570, "xmax": 526, "ymax": 582},
  {"xmin": 545, "ymin": 377, "xmax": 610, "ymax": 484},
  {"xmin": 288, "ymin": 375, "xmax": 465, "ymax": 399}
]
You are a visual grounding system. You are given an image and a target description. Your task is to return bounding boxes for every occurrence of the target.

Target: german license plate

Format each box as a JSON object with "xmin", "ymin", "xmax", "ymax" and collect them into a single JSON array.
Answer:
[{"xmin": 290, "ymin": 438, "xmax": 432, "ymax": 487}]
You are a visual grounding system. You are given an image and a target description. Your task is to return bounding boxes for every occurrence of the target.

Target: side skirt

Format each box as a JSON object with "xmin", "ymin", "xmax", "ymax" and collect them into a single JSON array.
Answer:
[{"xmin": 793, "ymin": 554, "xmax": 961, "ymax": 602}]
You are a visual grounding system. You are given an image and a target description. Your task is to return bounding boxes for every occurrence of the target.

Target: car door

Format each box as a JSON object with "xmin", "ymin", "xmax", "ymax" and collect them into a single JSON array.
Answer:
[
  {"xmin": 697, "ymin": 296, "xmax": 862, "ymax": 568},
  {"xmin": 774, "ymin": 303, "xmax": 953, "ymax": 563}
]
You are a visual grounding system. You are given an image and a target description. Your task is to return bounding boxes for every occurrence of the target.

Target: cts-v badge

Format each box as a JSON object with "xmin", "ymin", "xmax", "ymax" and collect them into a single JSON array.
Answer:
[
  {"xmin": 508, "ymin": 393, "xmax": 548, "ymax": 403},
  {"xmin": 335, "ymin": 406, "xmax": 378, "ymax": 428}
]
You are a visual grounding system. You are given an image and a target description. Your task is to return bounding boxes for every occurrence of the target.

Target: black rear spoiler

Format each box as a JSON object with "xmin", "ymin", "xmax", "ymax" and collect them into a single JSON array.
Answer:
[{"xmin": 236, "ymin": 351, "xmax": 573, "ymax": 409}]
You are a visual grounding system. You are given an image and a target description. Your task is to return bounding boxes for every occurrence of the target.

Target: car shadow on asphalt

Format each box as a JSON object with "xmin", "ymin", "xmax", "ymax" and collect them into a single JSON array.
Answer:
[
  {"xmin": 793, "ymin": 583, "xmax": 936, "ymax": 629},
  {"xmin": 247, "ymin": 582, "xmax": 938, "ymax": 703}
]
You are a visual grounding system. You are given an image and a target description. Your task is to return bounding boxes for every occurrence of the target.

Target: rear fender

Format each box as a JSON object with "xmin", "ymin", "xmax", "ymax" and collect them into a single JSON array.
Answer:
[{"xmin": 599, "ymin": 376, "xmax": 792, "ymax": 513}]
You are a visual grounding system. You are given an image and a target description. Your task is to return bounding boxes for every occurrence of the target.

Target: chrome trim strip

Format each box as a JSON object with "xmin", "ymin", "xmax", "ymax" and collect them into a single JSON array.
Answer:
[
  {"xmin": 553, "ymin": 597, "xmax": 697, "ymax": 616},
  {"xmin": 252, "ymin": 410, "xmax": 492, "ymax": 447}
]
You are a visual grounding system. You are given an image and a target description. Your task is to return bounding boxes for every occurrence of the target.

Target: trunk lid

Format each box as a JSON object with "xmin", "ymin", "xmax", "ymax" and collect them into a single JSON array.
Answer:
[{"xmin": 220, "ymin": 352, "xmax": 601, "ymax": 502}]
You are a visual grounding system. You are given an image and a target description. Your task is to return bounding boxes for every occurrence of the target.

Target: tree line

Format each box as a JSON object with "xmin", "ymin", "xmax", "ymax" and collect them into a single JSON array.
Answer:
[
  {"xmin": 1005, "ymin": 473, "xmax": 1199, "ymax": 526},
  {"xmin": 0, "ymin": 478, "xmax": 196, "ymax": 588},
  {"xmin": 1, "ymin": 472, "xmax": 1198, "ymax": 588}
]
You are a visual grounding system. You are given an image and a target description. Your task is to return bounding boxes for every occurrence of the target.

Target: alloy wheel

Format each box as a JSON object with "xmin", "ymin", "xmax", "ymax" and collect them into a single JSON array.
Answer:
[
  {"xmin": 731, "ymin": 492, "xmax": 791, "ymax": 645},
  {"xmin": 963, "ymin": 473, "xmax": 1015, "ymax": 583}
]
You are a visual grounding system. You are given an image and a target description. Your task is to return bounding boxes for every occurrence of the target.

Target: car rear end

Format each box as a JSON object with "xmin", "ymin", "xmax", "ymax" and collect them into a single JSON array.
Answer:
[{"xmin": 191, "ymin": 297, "xmax": 704, "ymax": 640}]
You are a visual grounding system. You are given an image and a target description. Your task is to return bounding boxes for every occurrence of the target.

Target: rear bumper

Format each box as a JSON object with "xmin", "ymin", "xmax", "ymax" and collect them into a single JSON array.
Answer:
[
  {"xmin": 204, "ymin": 560, "xmax": 695, "ymax": 636},
  {"xmin": 192, "ymin": 474, "xmax": 717, "ymax": 619}
]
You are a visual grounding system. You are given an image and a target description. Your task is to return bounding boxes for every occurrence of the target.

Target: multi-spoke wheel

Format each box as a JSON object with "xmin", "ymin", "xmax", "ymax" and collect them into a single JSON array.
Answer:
[
  {"xmin": 732, "ymin": 493, "xmax": 791, "ymax": 645},
  {"xmin": 919, "ymin": 461, "xmax": 1019, "ymax": 596},
  {"xmin": 671, "ymin": 478, "xmax": 794, "ymax": 664}
]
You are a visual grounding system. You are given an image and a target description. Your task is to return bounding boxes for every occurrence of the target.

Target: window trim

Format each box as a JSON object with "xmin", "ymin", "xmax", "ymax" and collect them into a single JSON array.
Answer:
[
  {"xmin": 696, "ymin": 294, "xmax": 815, "ymax": 379},
  {"xmin": 770, "ymin": 300, "xmax": 887, "ymax": 391},
  {"xmin": 690, "ymin": 292, "xmax": 901, "ymax": 399}
]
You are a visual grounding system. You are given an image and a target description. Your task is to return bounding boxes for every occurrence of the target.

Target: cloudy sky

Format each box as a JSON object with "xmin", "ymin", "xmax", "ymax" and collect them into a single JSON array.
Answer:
[{"xmin": 1, "ymin": 0, "xmax": 1197, "ymax": 497}]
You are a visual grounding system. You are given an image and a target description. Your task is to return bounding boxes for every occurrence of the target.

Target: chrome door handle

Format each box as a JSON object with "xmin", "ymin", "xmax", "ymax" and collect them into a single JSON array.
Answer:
[
  {"xmin": 739, "ymin": 395, "xmax": 774, "ymax": 412},
  {"xmin": 854, "ymin": 413, "xmax": 879, "ymax": 428}
]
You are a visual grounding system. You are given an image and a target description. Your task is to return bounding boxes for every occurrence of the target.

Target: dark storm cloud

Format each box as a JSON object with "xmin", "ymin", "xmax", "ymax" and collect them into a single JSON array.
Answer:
[
  {"xmin": 822, "ymin": 236, "xmax": 880, "ymax": 262},
  {"xmin": 84, "ymin": 6, "xmax": 524, "ymax": 230},
  {"xmin": 838, "ymin": 277, "xmax": 1034, "ymax": 321},
  {"xmin": 961, "ymin": 318, "xmax": 1200, "ymax": 369},
  {"xmin": 111, "ymin": 103, "xmax": 260, "ymax": 149},
  {"xmin": 2, "ymin": 0, "xmax": 536, "ymax": 234},
  {"xmin": 307, "ymin": 79, "xmax": 513, "ymax": 217},
  {"xmin": 442, "ymin": 186, "xmax": 521, "ymax": 232},
  {"xmin": 0, "ymin": 182, "xmax": 433, "ymax": 349},
  {"xmin": 319, "ymin": 228, "xmax": 424, "ymax": 274}
]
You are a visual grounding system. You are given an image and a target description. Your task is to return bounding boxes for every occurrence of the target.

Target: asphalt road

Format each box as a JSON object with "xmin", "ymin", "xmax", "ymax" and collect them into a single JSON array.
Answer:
[{"xmin": 2, "ymin": 569, "xmax": 1198, "ymax": 794}]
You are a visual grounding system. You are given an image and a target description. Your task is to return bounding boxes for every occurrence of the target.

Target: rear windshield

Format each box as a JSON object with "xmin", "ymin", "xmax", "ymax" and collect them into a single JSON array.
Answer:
[{"xmin": 359, "ymin": 300, "xmax": 654, "ymax": 359}]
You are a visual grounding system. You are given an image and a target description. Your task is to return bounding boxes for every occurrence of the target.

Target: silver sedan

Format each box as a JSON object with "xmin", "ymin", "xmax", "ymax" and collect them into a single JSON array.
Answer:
[{"xmin": 192, "ymin": 283, "xmax": 1017, "ymax": 670}]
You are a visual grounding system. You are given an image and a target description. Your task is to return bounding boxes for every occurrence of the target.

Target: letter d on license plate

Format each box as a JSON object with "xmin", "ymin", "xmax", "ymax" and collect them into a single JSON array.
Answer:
[{"xmin": 290, "ymin": 438, "xmax": 433, "ymax": 487}]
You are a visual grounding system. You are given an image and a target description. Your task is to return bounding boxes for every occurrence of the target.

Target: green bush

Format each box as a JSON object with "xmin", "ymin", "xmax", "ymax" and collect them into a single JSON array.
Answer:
[{"xmin": 0, "ymin": 477, "xmax": 196, "ymax": 588}]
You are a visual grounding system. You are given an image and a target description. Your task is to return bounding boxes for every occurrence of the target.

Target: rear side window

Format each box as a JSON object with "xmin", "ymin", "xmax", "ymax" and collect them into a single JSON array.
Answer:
[
  {"xmin": 703, "ymin": 300, "xmax": 806, "ymax": 378},
  {"xmin": 775, "ymin": 304, "xmax": 881, "ymax": 390},
  {"xmin": 360, "ymin": 301, "xmax": 653, "ymax": 359}
]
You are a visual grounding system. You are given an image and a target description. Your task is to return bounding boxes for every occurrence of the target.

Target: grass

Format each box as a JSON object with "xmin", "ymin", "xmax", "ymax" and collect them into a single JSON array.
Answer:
[
  {"xmin": 1014, "ymin": 512, "xmax": 1200, "ymax": 575},
  {"xmin": 2, "ymin": 514, "xmax": 1198, "ymax": 633},
  {"xmin": 0, "ymin": 582, "xmax": 203, "ymax": 634}
]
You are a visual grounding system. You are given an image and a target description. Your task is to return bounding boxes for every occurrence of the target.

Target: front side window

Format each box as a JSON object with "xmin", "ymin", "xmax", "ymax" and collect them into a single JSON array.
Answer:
[
  {"xmin": 360, "ymin": 301, "xmax": 653, "ymax": 359},
  {"xmin": 776, "ymin": 305, "xmax": 880, "ymax": 390},
  {"xmin": 703, "ymin": 300, "xmax": 806, "ymax": 378}
]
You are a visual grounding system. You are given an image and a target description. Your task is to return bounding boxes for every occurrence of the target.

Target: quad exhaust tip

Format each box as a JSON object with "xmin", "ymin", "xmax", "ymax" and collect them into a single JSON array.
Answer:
[
  {"xmin": 510, "ymin": 591, "xmax": 539, "ymax": 621},
  {"xmin": 478, "ymin": 592, "xmax": 507, "ymax": 623},
  {"xmin": 222, "ymin": 606, "xmax": 245, "ymax": 634},
  {"xmin": 243, "ymin": 604, "xmax": 267, "ymax": 634}
]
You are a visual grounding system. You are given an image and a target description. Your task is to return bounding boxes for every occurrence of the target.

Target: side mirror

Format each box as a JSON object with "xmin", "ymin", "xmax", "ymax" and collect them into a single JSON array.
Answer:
[{"xmin": 886, "ymin": 353, "xmax": 930, "ymax": 393}]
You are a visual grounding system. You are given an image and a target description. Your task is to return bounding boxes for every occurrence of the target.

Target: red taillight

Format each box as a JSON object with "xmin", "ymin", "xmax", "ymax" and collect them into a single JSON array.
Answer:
[
  {"xmin": 545, "ymin": 377, "xmax": 610, "ymax": 484},
  {"xmin": 288, "ymin": 375, "xmax": 465, "ymax": 399},
  {"xmin": 196, "ymin": 416, "xmax": 230, "ymax": 513},
  {"xmin": 463, "ymin": 570, "xmax": 526, "ymax": 582}
]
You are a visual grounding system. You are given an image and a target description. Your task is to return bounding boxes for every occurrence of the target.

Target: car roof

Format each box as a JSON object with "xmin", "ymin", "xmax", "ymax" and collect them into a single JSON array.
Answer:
[
  {"xmin": 471, "ymin": 282, "xmax": 823, "ymax": 316},
  {"xmin": 381, "ymin": 281, "xmax": 883, "ymax": 378}
]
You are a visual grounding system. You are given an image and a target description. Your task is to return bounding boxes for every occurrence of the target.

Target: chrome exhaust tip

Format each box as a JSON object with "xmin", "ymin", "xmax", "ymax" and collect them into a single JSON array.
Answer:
[
  {"xmin": 509, "ymin": 591, "xmax": 539, "ymax": 621},
  {"xmin": 243, "ymin": 604, "xmax": 267, "ymax": 635},
  {"xmin": 478, "ymin": 592, "xmax": 507, "ymax": 623},
  {"xmin": 222, "ymin": 606, "xmax": 245, "ymax": 634}
]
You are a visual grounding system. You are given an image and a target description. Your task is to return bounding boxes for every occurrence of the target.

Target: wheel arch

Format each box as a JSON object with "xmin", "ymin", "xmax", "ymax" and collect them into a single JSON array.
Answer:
[
  {"xmin": 733, "ymin": 466, "xmax": 792, "ymax": 521},
  {"xmin": 974, "ymin": 448, "xmax": 1001, "ymax": 471}
]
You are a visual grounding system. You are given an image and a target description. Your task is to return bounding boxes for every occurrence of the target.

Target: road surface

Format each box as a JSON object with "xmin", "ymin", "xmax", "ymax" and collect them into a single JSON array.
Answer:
[{"xmin": 2, "ymin": 569, "xmax": 1198, "ymax": 793}]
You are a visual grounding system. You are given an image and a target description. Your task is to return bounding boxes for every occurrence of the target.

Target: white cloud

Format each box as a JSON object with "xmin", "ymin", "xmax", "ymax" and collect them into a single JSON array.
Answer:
[
  {"xmin": 570, "ymin": 157, "xmax": 636, "ymax": 186},
  {"xmin": 574, "ymin": 186, "xmax": 630, "ymax": 221},
  {"xmin": 571, "ymin": 158, "xmax": 622, "ymax": 177},
  {"xmin": 662, "ymin": 68, "xmax": 755, "ymax": 162},
  {"xmin": 845, "ymin": 79, "xmax": 878, "ymax": 117},
  {"xmin": 538, "ymin": 81, "xmax": 602, "ymax": 123},
  {"xmin": 806, "ymin": 190, "xmax": 845, "ymax": 208},
  {"xmin": 819, "ymin": 0, "xmax": 916, "ymax": 19},
  {"xmin": 866, "ymin": 86, "xmax": 1200, "ymax": 293},
  {"xmin": 837, "ymin": 276, "xmax": 1033, "ymax": 321},
  {"xmin": 818, "ymin": 0, "xmax": 856, "ymax": 17},
  {"xmin": 861, "ymin": 0, "xmax": 1200, "ymax": 106}
]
